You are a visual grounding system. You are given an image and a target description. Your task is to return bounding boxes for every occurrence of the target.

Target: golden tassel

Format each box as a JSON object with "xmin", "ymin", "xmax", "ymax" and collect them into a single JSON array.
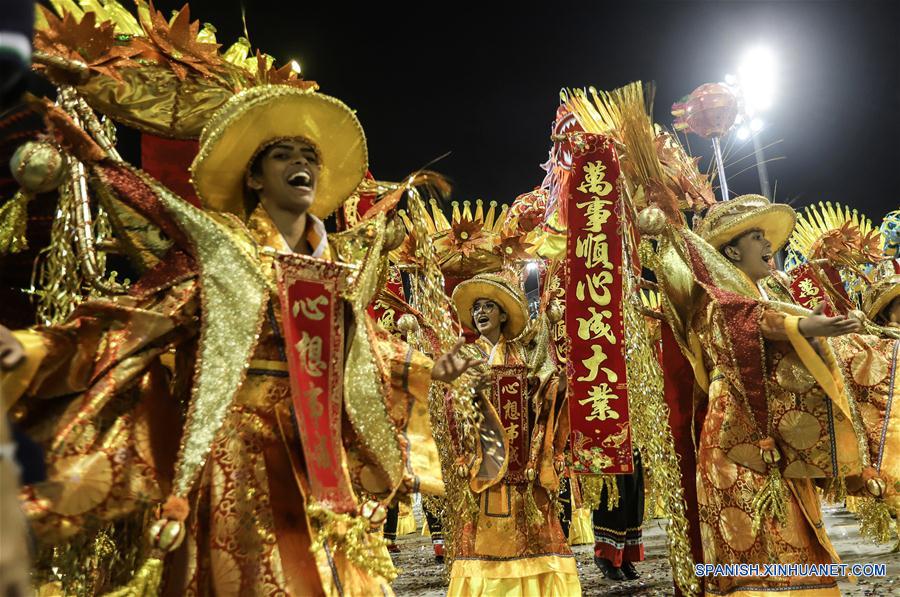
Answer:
[
  {"xmin": 101, "ymin": 555, "xmax": 164, "ymax": 597},
  {"xmin": 306, "ymin": 501, "xmax": 398, "ymax": 582},
  {"xmin": 0, "ymin": 191, "xmax": 32, "ymax": 254},
  {"xmin": 523, "ymin": 482, "xmax": 543, "ymax": 528},
  {"xmin": 751, "ymin": 467, "xmax": 789, "ymax": 532},
  {"xmin": 855, "ymin": 497, "xmax": 894, "ymax": 544}
]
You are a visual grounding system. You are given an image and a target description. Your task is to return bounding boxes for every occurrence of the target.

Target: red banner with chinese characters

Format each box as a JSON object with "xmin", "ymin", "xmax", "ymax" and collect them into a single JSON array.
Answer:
[
  {"xmin": 788, "ymin": 262, "xmax": 843, "ymax": 315},
  {"xmin": 565, "ymin": 133, "xmax": 633, "ymax": 475},
  {"xmin": 277, "ymin": 253, "xmax": 357, "ymax": 513},
  {"xmin": 492, "ymin": 365, "xmax": 529, "ymax": 482}
]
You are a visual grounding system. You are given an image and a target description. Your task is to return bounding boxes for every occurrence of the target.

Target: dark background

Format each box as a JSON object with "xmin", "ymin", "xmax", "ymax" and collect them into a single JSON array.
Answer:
[{"xmin": 145, "ymin": 0, "xmax": 899, "ymax": 220}]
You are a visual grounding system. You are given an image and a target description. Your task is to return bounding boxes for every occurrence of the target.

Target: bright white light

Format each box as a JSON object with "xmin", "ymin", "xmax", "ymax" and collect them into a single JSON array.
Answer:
[
  {"xmin": 750, "ymin": 118, "xmax": 764, "ymax": 132},
  {"xmin": 724, "ymin": 73, "xmax": 737, "ymax": 85},
  {"xmin": 290, "ymin": 60, "xmax": 302, "ymax": 74},
  {"xmin": 738, "ymin": 46, "xmax": 776, "ymax": 114},
  {"xmin": 526, "ymin": 261, "xmax": 540, "ymax": 274},
  {"xmin": 736, "ymin": 127, "xmax": 751, "ymax": 141}
]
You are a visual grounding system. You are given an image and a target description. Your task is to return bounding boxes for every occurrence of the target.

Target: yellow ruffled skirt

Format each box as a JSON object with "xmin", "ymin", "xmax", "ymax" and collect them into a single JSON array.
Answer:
[{"xmin": 448, "ymin": 554, "xmax": 581, "ymax": 597}]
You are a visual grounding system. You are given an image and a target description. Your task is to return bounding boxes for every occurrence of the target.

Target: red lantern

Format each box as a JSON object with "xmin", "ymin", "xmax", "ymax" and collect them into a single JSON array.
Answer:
[{"xmin": 672, "ymin": 83, "xmax": 738, "ymax": 139}]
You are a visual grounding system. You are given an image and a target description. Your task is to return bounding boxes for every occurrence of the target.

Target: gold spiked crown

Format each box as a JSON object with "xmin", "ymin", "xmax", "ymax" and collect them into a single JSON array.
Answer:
[
  {"xmin": 788, "ymin": 201, "xmax": 885, "ymax": 268},
  {"xmin": 394, "ymin": 197, "xmax": 542, "ymax": 277}
]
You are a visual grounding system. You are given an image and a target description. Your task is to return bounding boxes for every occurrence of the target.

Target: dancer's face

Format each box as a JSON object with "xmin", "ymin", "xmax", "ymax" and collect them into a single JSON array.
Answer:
[
  {"xmin": 472, "ymin": 299, "xmax": 507, "ymax": 336},
  {"xmin": 722, "ymin": 228, "xmax": 774, "ymax": 283},
  {"xmin": 247, "ymin": 139, "xmax": 320, "ymax": 215}
]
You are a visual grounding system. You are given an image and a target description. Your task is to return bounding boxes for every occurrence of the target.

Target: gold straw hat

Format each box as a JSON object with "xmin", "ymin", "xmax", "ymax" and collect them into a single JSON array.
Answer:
[
  {"xmin": 452, "ymin": 272, "xmax": 529, "ymax": 339},
  {"xmin": 863, "ymin": 273, "xmax": 900, "ymax": 321},
  {"xmin": 191, "ymin": 85, "xmax": 367, "ymax": 219},
  {"xmin": 695, "ymin": 194, "xmax": 796, "ymax": 251}
]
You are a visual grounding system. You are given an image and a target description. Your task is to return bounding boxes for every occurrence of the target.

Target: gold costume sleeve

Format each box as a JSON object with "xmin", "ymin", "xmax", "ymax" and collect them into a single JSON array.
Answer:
[{"xmin": 11, "ymin": 282, "xmax": 199, "ymax": 543}]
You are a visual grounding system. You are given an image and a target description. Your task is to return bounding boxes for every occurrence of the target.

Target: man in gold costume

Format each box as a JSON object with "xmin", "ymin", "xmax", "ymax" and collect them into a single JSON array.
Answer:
[
  {"xmin": 1, "ymin": 85, "xmax": 480, "ymax": 596},
  {"xmin": 671, "ymin": 195, "xmax": 874, "ymax": 596},
  {"xmin": 446, "ymin": 272, "xmax": 580, "ymax": 597}
]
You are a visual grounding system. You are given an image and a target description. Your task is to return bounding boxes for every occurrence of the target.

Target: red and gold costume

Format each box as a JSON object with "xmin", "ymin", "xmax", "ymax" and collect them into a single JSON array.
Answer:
[
  {"xmin": 642, "ymin": 195, "xmax": 880, "ymax": 596},
  {"xmin": 3, "ymin": 11, "xmax": 452, "ymax": 590}
]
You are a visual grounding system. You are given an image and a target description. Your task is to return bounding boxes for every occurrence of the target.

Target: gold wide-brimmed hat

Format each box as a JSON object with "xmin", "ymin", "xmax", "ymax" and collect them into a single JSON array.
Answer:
[
  {"xmin": 191, "ymin": 85, "xmax": 368, "ymax": 219},
  {"xmin": 863, "ymin": 273, "xmax": 900, "ymax": 320},
  {"xmin": 452, "ymin": 272, "xmax": 529, "ymax": 339},
  {"xmin": 695, "ymin": 194, "xmax": 796, "ymax": 251}
]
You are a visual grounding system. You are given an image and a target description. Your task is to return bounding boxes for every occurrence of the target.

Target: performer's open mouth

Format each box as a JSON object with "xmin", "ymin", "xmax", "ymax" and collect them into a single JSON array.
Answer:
[
  {"xmin": 286, "ymin": 169, "xmax": 313, "ymax": 190},
  {"xmin": 476, "ymin": 315, "xmax": 491, "ymax": 326}
]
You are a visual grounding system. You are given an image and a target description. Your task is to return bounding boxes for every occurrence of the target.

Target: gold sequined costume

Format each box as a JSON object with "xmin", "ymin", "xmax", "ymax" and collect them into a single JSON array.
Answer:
[
  {"xmin": 446, "ymin": 273, "xmax": 580, "ymax": 597},
  {"xmin": 4, "ymin": 84, "xmax": 445, "ymax": 596}
]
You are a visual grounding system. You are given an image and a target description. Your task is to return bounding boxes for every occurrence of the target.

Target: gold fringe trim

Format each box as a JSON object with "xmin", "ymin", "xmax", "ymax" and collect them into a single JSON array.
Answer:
[
  {"xmin": 579, "ymin": 474, "xmax": 619, "ymax": 511},
  {"xmin": 751, "ymin": 467, "xmax": 789, "ymax": 532},
  {"xmin": 622, "ymin": 233, "xmax": 700, "ymax": 596},
  {"xmin": 102, "ymin": 556, "xmax": 163, "ymax": 597},
  {"xmin": 855, "ymin": 497, "xmax": 895, "ymax": 544},
  {"xmin": 306, "ymin": 501, "xmax": 398, "ymax": 582},
  {"xmin": 0, "ymin": 190, "xmax": 31, "ymax": 254}
]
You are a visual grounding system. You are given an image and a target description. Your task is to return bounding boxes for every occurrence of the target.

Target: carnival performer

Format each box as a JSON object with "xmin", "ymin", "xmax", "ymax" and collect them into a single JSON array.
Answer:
[
  {"xmin": 446, "ymin": 271, "xmax": 579, "ymax": 597},
  {"xmin": 591, "ymin": 449, "xmax": 645, "ymax": 581},
  {"xmin": 677, "ymin": 194, "xmax": 870, "ymax": 596},
  {"xmin": 1, "ymin": 85, "xmax": 482, "ymax": 596}
]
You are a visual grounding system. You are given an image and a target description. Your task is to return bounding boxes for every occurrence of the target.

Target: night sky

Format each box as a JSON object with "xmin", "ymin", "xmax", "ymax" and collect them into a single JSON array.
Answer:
[{"xmin": 149, "ymin": 1, "xmax": 898, "ymax": 221}]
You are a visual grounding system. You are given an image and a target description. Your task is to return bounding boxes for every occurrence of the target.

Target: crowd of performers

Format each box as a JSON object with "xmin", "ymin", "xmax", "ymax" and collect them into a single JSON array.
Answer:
[{"xmin": 1, "ymin": 2, "xmax": 899, "ymax": 597}]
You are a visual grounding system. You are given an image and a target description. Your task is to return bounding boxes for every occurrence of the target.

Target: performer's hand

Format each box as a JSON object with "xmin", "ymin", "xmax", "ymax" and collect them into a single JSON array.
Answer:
[
  {"xmin": 432, "ymin": 337, "xmax": 484, "ymax": 383},
  {"xmin": 798, "ymin": 303, "xmax": 862, "ymax": 338},
  {"xmin": 0, "ymin": 325, "xmax": 24, "ymax": 371}
]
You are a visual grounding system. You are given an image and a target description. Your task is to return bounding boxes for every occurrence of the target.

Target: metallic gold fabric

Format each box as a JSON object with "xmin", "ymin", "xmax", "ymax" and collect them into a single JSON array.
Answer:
[
  {"xmin": 691, "ymin": 294, "xmax": 851, "ymax": 595},
  {"xmin": 140, "ymin": 168, "xmax": 270, "ymax": 498},
  {"xmin": 13, "ymin": 195, "xmax": 442, "ymax": 595}
]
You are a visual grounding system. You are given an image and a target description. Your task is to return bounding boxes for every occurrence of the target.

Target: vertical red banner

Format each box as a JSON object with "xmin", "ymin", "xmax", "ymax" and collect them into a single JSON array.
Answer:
[
  {"xmin": 788, "ymin": 262, "xmax": 842, "ymax": 315},
  {"xmin": 565, "ymin": 134, "xmax": 633, "ymax": 475},
  {"xmin": 492, "ymin": 365, "xmax": 529, "ymax": 482},
  {"xmin": 277, "ymin": 254, "xmax": 357, "ymax": 513}
]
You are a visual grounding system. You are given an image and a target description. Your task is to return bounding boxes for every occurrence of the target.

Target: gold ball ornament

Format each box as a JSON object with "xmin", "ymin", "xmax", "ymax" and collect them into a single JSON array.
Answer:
[
  {"xmin": 761, "ymin": 447, "xmax": 782, "ymax": 465},
  {"xmin": 384, "ymin": 215, "xmax": 407, "ymax": 251},
  {"xmin": 10, "ymin": 141, "xmax": 66, "ymax": 194},
  {"xmin": 637, "ymin": 206, "xmax": 667, "ymax": 237},
  {"xmin": 525, "ymin": 468, "xmax": 537, "ymax": 482},
  {"xmin": 147, "ymin": 518, "xmax": 186, "ymax": 552},
  {"xmin": 866, "ymin": 477, "xmax": 886, "ymax": 498},
  {"xmin": 361, "ymin": 500, "xmax": 388, "ymax": 526},
  {"xmin": 397, "ymin": 314, "xmax": 419, "ymax": 335},
  {"xmin": 546, "ymin": 300, "xmax": 564, "ymax": 324},
  {"xmin": 456, "ymin": 463, "xmax": 469, "ymax": 479}
]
